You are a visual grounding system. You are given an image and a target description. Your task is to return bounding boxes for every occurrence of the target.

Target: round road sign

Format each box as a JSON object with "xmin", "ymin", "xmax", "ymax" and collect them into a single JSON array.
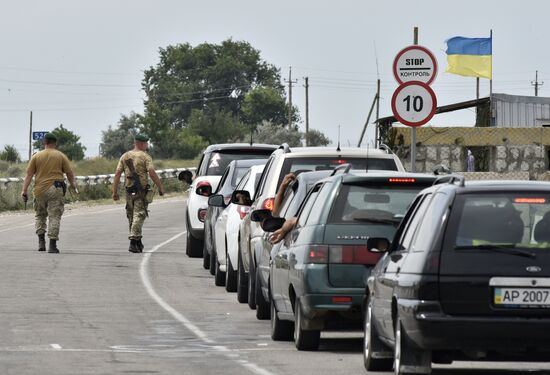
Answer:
[
  {"xmin": 391, "ymin": 81, "xmax": 437, "ymax": 127},
  {"xmin": 393, "ymin": 45, "xmax": 438, "ymax": 85}
]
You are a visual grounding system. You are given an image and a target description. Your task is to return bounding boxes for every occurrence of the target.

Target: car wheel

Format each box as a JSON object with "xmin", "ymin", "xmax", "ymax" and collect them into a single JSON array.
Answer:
[
  {"xmin": 202, "ymin": 241, "xmax": 210, "ymax": 269},
  {"xmin": 394, "ymin": 315, "xmax": 432, "ymax": 375},
  {"xmin": 363, "ymin": 298, "xmax": 393, "ymax": 371},
  {"xmin": 247, "ymin": 258, "xmax": 256, "ymax": 310},
  {"xmin": 294, "ymin": 300, "xmax": 320, "ymax": 351},
  {"xmin": 209, "ymin": 246, "xmax": 216, "ymax": 276},
  {"xmin": 214, "ymin": 255, "xmax": 226, "ymax": 286},
  {"xmin": 186, "ymin": 223, "xmax": 203, "ymax": 258},
  {"xmin": 236, "ymin": 249, "xmax": 248, "ymax": 303},
  {"xmin": 255, "ymin": 269, "xmax": 270, "ymax": 320},
  {"xmin": 225, "ymin": 249, "xmax": 238, "ymax": 292},
  {"xmin": 270, "ymin": 298, "xmax": 293, "ymax": 341}
]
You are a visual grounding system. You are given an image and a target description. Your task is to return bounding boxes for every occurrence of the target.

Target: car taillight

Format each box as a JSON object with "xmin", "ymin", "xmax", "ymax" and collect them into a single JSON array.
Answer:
[
  {"xmin": 262, "ymin": 197, "xmax": 274, "ymax": 211},
  {"xmin": 388, "ymin": 178, "xmax": 416, "ymax": 183},
  {"xmin": 237, "ymin": 206, "xmax": 249, "ymax": 220},
  {"xmin": 328, "ymin": 245, "xmax": 382, "ymax": 265},
  {"xmin": 332, "ymin": 296, "xmax": 352, "ymax": 303},
  {"xmin": 198, "ymin": 208, "xmax": 207, "ymax": 222},
  {"xmin": 196, "ymin": 181, "xmax": 212, "ymax": 196},
  {"xmin": 305, "ymin": 245, "xmax": 329, "ymax": 264}
]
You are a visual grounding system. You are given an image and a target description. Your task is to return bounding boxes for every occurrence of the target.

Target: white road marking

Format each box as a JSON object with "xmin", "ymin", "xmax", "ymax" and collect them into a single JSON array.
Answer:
[
  {"xmin": 50, "ymin": 344, "xmax": 62, "ymax": 349},
  {"xmin": 140, "ymin": 231, "xmax": 277, "ymax": 375}
]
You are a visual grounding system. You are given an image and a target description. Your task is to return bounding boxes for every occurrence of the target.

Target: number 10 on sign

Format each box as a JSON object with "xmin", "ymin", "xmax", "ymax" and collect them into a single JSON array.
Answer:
[{"xmin": 391, "ymin": 81, "xmax": 437, "ymax": 127}]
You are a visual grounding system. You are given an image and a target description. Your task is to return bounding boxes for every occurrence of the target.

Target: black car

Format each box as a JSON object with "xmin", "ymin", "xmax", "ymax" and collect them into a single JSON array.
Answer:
[{"xmin": 364, "ymin": 176, "xmax": 550, "ymax": 374}]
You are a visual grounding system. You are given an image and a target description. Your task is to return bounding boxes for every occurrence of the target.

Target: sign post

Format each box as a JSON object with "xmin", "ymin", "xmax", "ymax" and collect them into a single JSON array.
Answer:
[{"xmin": 392, "ymin": 34, "xmax": 438, "ymax": 172}]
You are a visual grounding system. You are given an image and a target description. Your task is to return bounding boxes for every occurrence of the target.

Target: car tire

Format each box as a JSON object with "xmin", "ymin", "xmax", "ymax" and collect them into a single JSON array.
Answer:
[
  {"xmin": 225, "ymin": 249, "xmax": 238, "ymax": 293},
  {"xmin": 214, "ymin": 255, "xmax": 225, "ymax": 286},
  {"xmin": 202, "ymin": 241, "xmax": 210, "ymax": 269},
  {"xmin": 363, "ymin": 298, "xmax": 393, "ymax": 371},
  {"xmin": 209, "ymin": 246, "xmax": 216, "ymax": 276},
  {"xmin": 186, "ymin": 220, "xmax": 203, "ymax": 258},
  {"xmin": 236, "ymin": 249, "xmax": 248, "ymax": 303},
  {"xmin": 247, "ymin": 257, "xmax": 256, "ymax": 310},
  {"xmin": 294, "ymin": 300, "xmax": 320, "ymax": 351},
  {"xmin": 394, "ymin": 315, "xmax": 432, "ymax": 375},
  {"xmin": 255, "ymin": 269, "xmax": 270, "ymax": 320},
  {"xmin": 270, "ymin": 298, "xmax": 293, "ymax": 341}
]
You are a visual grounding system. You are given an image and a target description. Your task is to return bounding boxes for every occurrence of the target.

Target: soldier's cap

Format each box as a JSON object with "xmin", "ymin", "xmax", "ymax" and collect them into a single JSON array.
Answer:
[
  {"xmin": 44, "ymin": 133, "xmax": 57, "ymax": 142},
  {"xmin": 134, "ymin": 134, "xmax": 149, "ymax": 142}
]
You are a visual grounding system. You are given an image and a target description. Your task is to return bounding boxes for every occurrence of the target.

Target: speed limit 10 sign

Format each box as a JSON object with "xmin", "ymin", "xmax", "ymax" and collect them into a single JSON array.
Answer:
[{"xmin": 391, "ymin": 81, "xmax": 437, "ymax": 127}]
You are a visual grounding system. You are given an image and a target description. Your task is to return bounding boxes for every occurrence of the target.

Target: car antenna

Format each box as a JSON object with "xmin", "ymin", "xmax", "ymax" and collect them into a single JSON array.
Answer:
[
  {"xmin": 336, "ymin": 125, "xmax": 341, "ymax": 152},
  {"xmin": 249, "ymin": 126, "xmax": 253, "ymax": 146}
]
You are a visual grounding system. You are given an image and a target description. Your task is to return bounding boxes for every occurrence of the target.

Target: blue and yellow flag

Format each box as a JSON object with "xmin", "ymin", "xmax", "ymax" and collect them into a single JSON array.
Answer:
[{"xmin": 446, "ymin": 36, "xmax": 492, "ymax": 79}]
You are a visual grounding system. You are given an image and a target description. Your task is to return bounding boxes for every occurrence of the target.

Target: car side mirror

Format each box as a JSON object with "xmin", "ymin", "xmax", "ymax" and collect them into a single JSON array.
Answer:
[
  {"xmin": 251, "ymin": 209, "xmax": 272, "ymax": 222},
  {"xmin": 231, "ymin": 190, "xmax": 252, "ymax": 206},
  {"xmin": 261, "ymin": 217, "xmax": 286, "ymax": 232},
  {"xmin": 367, "ymin": 237, "xmax": 390, "ymax": 253},
  {"xmin": 208, "ymin": 194, "xmax": 225, "ymax": 207},
  {"xmin": 178, "ymin": 170, "xmax": 194, "ymax": 184}
]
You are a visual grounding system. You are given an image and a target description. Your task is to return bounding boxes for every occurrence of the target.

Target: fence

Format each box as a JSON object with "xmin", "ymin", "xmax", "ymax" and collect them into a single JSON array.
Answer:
[{"xmin": 0, "ymin": 167, "xmax": 196, "ymax": 188}]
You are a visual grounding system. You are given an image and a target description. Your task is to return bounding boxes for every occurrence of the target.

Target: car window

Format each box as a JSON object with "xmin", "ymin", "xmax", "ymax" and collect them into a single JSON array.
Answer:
[
  {"xmin": 305, "ymin": 182, "xmax": 333, "ymax": 226},
  {"xmin": 279, "ymin": 190, "xmax": 297, "ymax": 219},
  {"xmin": 197, "ymin": 153, "xmax": 207, "ymax": 176},
  {"xmin": 396, "ymin": 193, "xmax": 432, "ymax": 251},
  {"xmin": 278, "ymin": 157, "xmax": 397, "ymax": 189},
  {"xmin": 409, "ymin": 192, "xmax": 449, "ymax": 252},
  {"xmin": 236, "ymin": 169, "xmax": 251, "ymax": 191},
  {"xmin": 232, "ymin": 166, "xmax": 250, "ymax": 187},
  {"xmin": 215, "ymin": 167, "xmax": 231, "ymax": 193},
  {"xmin": 254, "ymin": 156, "xmax": 275, "ymax": 200},
  {"xmin": 297, "ymin": 184, "xmax": 322, "ymax": 227},
  {"xmin": 450, "ymin": 193, "xmax": 550, "ymax": 249},
  {"xmin": 205, "ymin": 150, "xmax": 272, "ymax": 176}
]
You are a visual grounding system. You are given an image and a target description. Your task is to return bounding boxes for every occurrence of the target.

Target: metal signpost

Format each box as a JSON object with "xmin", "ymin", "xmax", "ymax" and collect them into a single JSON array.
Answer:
[{"xmin": 392, "ymin": 42, "xmax": 438, "ymax": 172}]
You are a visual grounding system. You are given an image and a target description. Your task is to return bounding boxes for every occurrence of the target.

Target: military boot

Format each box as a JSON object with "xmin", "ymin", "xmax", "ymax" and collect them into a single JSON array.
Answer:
[
  {"xmin": 38, "ymin": 234, "xmax": 46, "ymax": 252},
  {"xmin": 48, "ymin": 239, "xmax": 60, "ymax": 254},
  {"xmin": 128, "ymin": 239, "xmax": 141, "ymax": 253},
  {"xmin": 137, "ymin": 239, "xmax": 144, "ymax": 252}
]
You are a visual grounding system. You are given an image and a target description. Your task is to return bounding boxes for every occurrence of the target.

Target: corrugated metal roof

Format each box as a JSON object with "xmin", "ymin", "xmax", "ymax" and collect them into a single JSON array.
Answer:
[{"xmin": 492, "ymin": 93, "xmax": 550, "ymax": 127}]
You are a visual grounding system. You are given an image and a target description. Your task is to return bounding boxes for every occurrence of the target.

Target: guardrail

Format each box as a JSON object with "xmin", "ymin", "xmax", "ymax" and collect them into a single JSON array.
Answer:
[{"xmin": 0, "ymin": 167, "xmax": 196, "ymax": 188}]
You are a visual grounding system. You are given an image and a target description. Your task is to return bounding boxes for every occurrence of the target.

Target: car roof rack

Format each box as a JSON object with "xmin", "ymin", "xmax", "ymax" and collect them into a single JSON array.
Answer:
[
  {"xmin": 278, "ymin": 143, "xmax": 291, "ymax": 153},
  {"xmin": 432, "ymin": 174, "xmax": 465, "ymax": 187},
  {"xmin": 330, "ymin": 163, "xmax": 352, "ymax": 176}
]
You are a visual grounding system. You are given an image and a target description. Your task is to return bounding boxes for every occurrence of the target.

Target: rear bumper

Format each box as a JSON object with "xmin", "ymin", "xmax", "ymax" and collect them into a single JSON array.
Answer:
[{"xmin": 398, "ymin": 299, "xmax": 550, "ymax": 351}]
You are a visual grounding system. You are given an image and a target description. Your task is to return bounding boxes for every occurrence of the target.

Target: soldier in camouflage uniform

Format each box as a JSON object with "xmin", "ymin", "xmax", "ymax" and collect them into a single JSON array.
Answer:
[
  {"xmin": 112, "ymin": 134, "xmax": 164, "ymax": 253},
  {"xmin": 21, "ymin": 132, "xmax": 77, "ymax": 254}
]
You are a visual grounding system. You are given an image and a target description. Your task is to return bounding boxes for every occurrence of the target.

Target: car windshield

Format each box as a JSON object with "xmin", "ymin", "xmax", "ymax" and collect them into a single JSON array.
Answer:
[
  {"xmin": 328, "ymin": 185, "xmax": 423, "ymax": 226},
  {"xmin": 452, "ymin": 193, "xmax": 550, "ymax": 249},
  {"xmin": 206, "ymin": 150, "xmax": 272, "ymax": 176},
  {"xmin": 231, "ymin": 167, "xmax": 251, "ymax": 187}
]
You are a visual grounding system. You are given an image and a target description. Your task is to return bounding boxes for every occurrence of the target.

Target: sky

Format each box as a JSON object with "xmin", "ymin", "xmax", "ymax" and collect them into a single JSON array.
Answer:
[{"xmin": 0, "ymin": 0, "xmax": 547, "ymax": 160}]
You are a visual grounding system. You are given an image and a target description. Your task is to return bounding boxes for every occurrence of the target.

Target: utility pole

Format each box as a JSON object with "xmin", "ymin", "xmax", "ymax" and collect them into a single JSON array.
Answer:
[
  {"xmin": 285, "ymin": 67, "xmax": 298, "ymax": 129},
  {"xmin": 532, "ymin": 70, "xmax": 544, "ymax": 96},
  {"xmin": 304, "ymin": 77, "xmax": 309, "ymax": 146},
  {"xmin": 28, "ymin": 111, "xmax": 33, "ymax": 160},
  {"xmin": 374, "ymin": 79, "xmax": 380, "ymax": 147}
]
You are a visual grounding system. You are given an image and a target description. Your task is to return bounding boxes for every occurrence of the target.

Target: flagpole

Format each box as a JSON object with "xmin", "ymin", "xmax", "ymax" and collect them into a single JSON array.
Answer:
[{"xmin": 490, "ymin": 29, "xmax": 493, "ymax": 97}]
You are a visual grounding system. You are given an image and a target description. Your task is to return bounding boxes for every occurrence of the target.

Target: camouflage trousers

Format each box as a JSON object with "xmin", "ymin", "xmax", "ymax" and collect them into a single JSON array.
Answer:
[
  {"xmin": 125, "ymin": 193, "xmax": 148, "ymax": 240},
  {"xmin": 34, "ymin": 184, "xmax": 65, "ymax": 240}
]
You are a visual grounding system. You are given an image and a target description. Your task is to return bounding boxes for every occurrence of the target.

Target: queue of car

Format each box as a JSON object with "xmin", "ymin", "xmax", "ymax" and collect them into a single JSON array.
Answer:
[{"xmin": 181, "ymin": 143, "xmax": 550, "ymax": 374}]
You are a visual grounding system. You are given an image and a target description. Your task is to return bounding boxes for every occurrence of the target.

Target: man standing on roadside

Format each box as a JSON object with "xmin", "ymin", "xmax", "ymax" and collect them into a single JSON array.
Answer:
[
  {"xmin": 111, "ymin": 134, "xmax": 164, "ymax": 253},
  {"xmin": 21, "ymin": 133, "xmax": 77, "ymax": 254}
]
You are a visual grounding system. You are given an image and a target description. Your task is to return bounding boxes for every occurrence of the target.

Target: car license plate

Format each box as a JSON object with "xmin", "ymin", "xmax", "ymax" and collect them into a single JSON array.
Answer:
[{"xmin": 494, "ymin": 287, "xmax": 550, "ymax": 307}]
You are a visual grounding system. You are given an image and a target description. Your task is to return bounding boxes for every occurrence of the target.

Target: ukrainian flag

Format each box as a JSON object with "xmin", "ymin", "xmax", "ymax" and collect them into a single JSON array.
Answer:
[{"xmin": 446, "ymin": 36, "xmax": 492, "ymax": 79}]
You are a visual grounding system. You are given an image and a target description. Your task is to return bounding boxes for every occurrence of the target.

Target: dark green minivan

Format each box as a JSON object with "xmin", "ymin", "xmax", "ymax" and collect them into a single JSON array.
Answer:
[{"xmin": 267, "ymin": 171, "xmax": 437, "ymax": 350}]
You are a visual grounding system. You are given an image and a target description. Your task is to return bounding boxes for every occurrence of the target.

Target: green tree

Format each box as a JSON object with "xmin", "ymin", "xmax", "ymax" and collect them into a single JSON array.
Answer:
[
  {"xmin": 0, "ymin": 145, "xmax": 21, "ymax": 163},
  {"xmin": 252, "ymin": 122, "xmax": 302, "ymax": 147},
  {"xmin": 305, "ymin": 129, "xmax": 331, "ymax": 146},
  {"xmin": 100, "ymin": 112, "xmax": 142, "ymax": 159},
  {"xmin": 33, "ymin": 125, "xmax": 86, "ymax": 161},
  {"xmin": 241, "ymin": 87, "xmax": 296, "ymax": 128},
  {"xmin": 141, "ymin": 39, "xmax": 291, "ymax": 157}
]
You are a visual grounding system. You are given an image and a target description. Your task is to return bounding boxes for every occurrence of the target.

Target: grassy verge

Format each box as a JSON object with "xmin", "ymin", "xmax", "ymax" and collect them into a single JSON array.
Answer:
[{"xmin": 0, "ymin": 157, "xmax": 196, "ymax": 212}]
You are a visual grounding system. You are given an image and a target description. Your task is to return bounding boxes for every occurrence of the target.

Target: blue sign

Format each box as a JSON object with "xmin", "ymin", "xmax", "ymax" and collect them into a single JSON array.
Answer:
[{"xmin": 32, "ymin": 131, "xmax": 48, "ymax": 141}]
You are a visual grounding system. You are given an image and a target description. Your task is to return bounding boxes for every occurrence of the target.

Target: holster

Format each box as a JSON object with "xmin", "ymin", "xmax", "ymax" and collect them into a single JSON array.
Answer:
[{"xmin": 54, "ymin": 181, "xmax": 67, "ymax": 196}]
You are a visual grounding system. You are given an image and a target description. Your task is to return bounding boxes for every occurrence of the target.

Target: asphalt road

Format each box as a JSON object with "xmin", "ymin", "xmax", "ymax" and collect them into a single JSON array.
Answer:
[{"xmin": 0, "ymin": 197, "xmax": 549, "ymax": 375}]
